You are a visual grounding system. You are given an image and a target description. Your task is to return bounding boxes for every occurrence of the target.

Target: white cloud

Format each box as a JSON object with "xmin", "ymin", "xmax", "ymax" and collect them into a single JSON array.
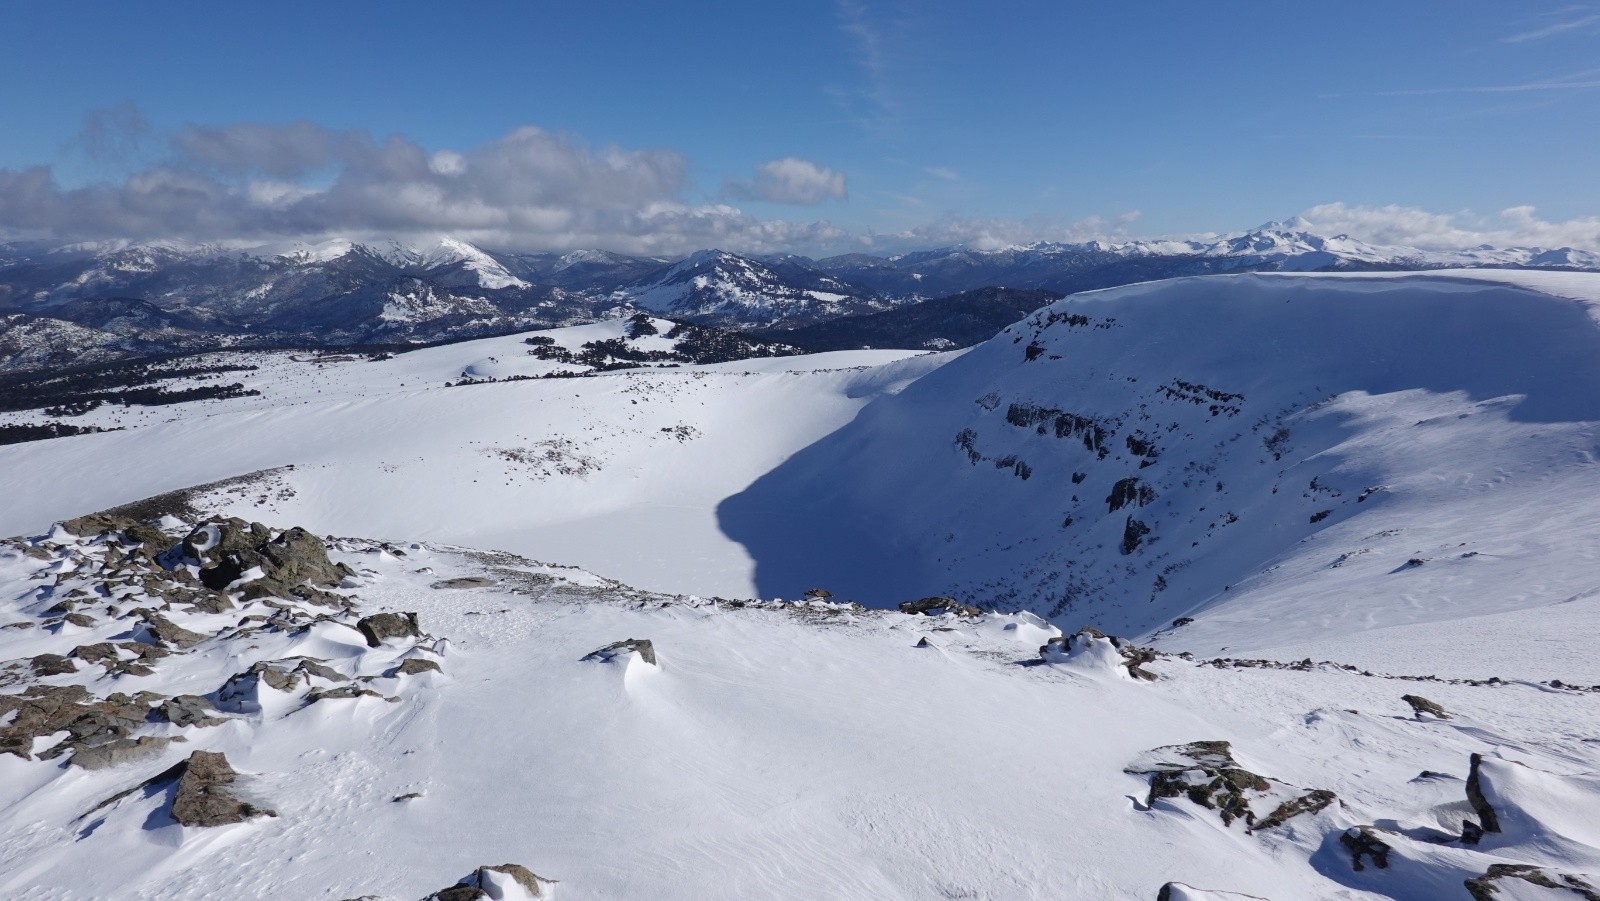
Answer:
[
  {"xmin": 922, "ymin": 166, "xmax": 959, "ymax": 181},
  {"xmin": 1300, "ymin": 202, "xmax": 1600, "ymax": 250},
  {"xmin": 1504, "ymin": 12, "xmax": 1600, "ymax": 43},
  {"xmin": 725, "ymin": 157, "xmax": 848, "ymax": 205}
]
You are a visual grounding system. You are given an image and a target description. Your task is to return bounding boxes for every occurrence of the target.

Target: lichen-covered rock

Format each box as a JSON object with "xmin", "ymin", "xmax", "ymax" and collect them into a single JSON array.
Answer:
[
  {"xmin": 170, "ymin": 750, "xmax": 276, "ymax": 827},
  {"xmin": 583, "ymin": 638, "xmax": 656, "ymax": 666},
  {"xmin": 356, "ymin": 612, "xmax": 422, "ymax": 647}
]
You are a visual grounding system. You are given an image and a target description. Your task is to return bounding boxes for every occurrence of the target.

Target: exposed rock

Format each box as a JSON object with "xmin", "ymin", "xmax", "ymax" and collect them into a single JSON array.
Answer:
[
  {"xmin": 393, "ymin": 792, "xmax": 424, "ymax": 802},
  {"xmin": 390, "ymin": 658, "xmax": 443, "ymax": 676},
  {"xmin": 64, "ymin": 612, "xmax": 97, "ymax": 627},
  {"xmin": 259, "ymin": 526, "xmax": 344, "ymax": 588},
  {"xmin": 31, "ymin": 653, "xmax": 78, "ymax": 676},
  {"xmin": 430, "ymin": 864, "xmax": 557, "ymax": 900},
  {"xmin": 898, "ymin": 596, "xmax": 983, "ymax": 617},
  {"xmin": 1465, "ymin": 753, "xmax": 1501, "ymax": 838},
  {"xmin": 306, "ymin": 685, "xmax": 386, "ymax": 703},
  {"xmin": 71, "ymin": 735, "xmax": 177, "ymax": 770},
  {"xmin": 160, "ymin": 694, "xmax": 226, "ymax": 728},
  {"xmin": 170, "ymin": 750, "xmax": 276, "ymax": 827},
  {"xmin": 71, "ymin": 642, "xmax": 120, "ymax": 665},
  {"xmin": 1157, "ymin": 884, "xmax": 1272, "ymax": 901},
  {"xmin": 1040, "ymin": 627, "xmax": 1160, "ymax": 680},
  {"xmin": 1338, "ymin": 826, "xmax": 1391, "ymax": 872},
  {"xmin": 137, "ymin": 610, "xmax": 207, "ymax": 649},
  {"xmin": 1127, "ymin": 740, "xmax": 1336, "ymax": 833},
  {"xmin": 1465, "ymin": 864, "xmax": 1600, "ymax": 901},
  {"xmin": 357, "ymin": 612, "xmax": 422, "ymax": 647},
  {"xmin": 1402, "ymin": 694, "xmax": 1449, "ymax": 719},
  {"xmin": 583, "ymin": 638, "xmax": 657, "ymax": 666},
  {"xmin": 914, "ymin": 637, "xmax": 932, "ymax": 648},
  {"xmin": 431, "ymin": 577, "xmax": 497, "ymax": 590},
  {"xmin": 803, "ymin": 587, "xmax": 834, "ymax": 599}
]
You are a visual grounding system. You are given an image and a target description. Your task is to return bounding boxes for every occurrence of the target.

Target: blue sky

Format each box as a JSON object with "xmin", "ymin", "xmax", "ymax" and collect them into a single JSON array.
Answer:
[{"xmin": 1, "ymin": 0, "xmax": 1597, "ymax": 253}]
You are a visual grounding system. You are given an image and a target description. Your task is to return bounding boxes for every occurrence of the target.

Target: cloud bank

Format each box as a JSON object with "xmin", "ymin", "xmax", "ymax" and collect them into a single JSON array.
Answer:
[
  {"xmin": 2, "ymin": 110, "xmax": 1597, "ymax": 256},
  {"xmin": 724, "ymin": 158, "xmax": 848, "ymax": 205}
]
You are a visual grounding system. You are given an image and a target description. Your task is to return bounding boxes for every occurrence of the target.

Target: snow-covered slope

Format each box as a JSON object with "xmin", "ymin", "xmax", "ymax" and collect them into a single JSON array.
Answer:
[
  {"xmin": 720, "ymin": 270, "xmax": 1600, "ymax": 675},
  {"xmin": 0, "ymin": 320, "xmax": 938, "ymax": 595},
  {"xmin": 6, "ymin": 270, "xmax": 1600, "ymax": 899},
  {"xmin": 2, "ymin": 515, "xmax": 1598, "ymax": 900}
]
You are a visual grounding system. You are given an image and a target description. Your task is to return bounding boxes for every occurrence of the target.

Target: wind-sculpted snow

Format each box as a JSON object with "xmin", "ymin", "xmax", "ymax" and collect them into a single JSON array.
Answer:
[
  {"xmin": 4, "ymin": 510, "xmax": 1600, "ymax": 899},
  {"xmin": 720, "ymin": 271, "xmax": 1600, "ymax": 670}
]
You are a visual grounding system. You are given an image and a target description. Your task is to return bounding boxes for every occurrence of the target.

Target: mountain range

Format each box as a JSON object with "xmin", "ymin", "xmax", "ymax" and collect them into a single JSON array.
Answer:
[{"xmin": 2, "ymin": 221, "xmax": 1597, "ymax": 372}]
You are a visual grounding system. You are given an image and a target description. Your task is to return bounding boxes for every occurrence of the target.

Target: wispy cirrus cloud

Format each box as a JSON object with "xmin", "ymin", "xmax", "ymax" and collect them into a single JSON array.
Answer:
[{"xmin": 1503, "ymin": 10, "xmax": 1600, "ymax": 43}]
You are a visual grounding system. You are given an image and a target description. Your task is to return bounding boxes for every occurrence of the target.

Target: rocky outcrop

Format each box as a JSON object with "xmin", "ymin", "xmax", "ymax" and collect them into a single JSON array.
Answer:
[
  {"xmin": 428, "ymin": 863, "xmax": 557, "ymax": 900},
  {"xmin": 1464, "ymin": 864, "xmax": 1600, "ymax": 901},
  {"xmin": 1338, "ymin": 826, "xmax": 1391, "ymax": 872},
  {"xmin": 583, "ymin": 638, "xmax": 656, "ymax": 666},
  {"xmin": 71, "ymin": 735, "xmax": 179, "ymax": 770},
  {"xmin": 1402, "ymin": 694, "xmax": 1449, "ymax": 719},
  {"xmin": 898, "ymin": 596, "xmax": 983, "ymax": 617},
  {"xmin": 170, "ymin": 750, "xmax": 276, "ymax": 827},
  {"xmin": 159, "ymin": 694, "xmax": 226, "ymax": 728},
  {"xmin": 357, "ymin": 612, "xmax": 422, "ymax": 647},
  {"xmin": 1040, "ymin": 627, "xmax": 1160, "ymax": 680},
  {"xmin": 1127, "ymin": 740, "xmax": 1336, "ymax": 833}
]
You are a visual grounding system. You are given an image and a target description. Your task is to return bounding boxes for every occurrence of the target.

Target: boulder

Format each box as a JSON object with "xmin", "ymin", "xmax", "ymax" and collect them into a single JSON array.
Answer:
[
  {"xmin": 1040, "ymin": 627, "xmax": 1160, "ymax": 680},
  {"xmin": 71, "ymin": 736, "xmax": 177, "ymax": 770},
  {"xmin": 357, "ymin": 612, "xmax": 422, "ymax": 647},
  {"xmin": 160, "ymin": 695, "xmax": 226, "ymax": 728},
  {"xmin": 170, "ymin": 750, "xmax": 276, "ymax": 827},
  {"xmin": 582, "ymin": 638, "xmax": 656, "ymax": 666},
  {"xmin": 137, "ymin": 611, "xmax": 207, "ymax": 649},
  {"xmin": 391, "ymin": 658, "xmax": 443, "ymax": 676},
  {"xmin": 1126, "ymin": 740, "xmax": 1336, "ymax": 833},
  {"xmin": 1402, "ymin": 694, "xmax": 1449, "ymax": 719},
  {"xmin": 430, "ymin": 864, "xmax": 556, "ymax": 900},
  {"xmin": 31, "ymin": 653, "xmax": 78, "ymax": 676}
]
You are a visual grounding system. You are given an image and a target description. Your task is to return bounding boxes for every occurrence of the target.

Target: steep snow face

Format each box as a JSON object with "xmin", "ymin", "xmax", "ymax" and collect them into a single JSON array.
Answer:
[
  {"xmin": 720, "ymin": 271, "xmax": 1600, "ymax": 665},
  {"xmin": 416, "ymin": 237, "xmax": 530, "ymax": 290}
]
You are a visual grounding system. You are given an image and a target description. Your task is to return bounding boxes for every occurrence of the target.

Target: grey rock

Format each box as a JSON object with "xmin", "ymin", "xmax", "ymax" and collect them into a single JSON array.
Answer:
[
  {"xmin": 171, "ymin": 750, "xmax": 276, "ymax": 827},
  {"xmin": 390, "ymin": 658, "xmax": 442, "ymax": 676},
  {"xmin": 31, "ymin": 653, "xmax": 78, "ymax": 676},
  {"xmin": 357, "ymin": 612, "xmax": 422, "ymax": 647},
  {"xmin": 431, "ymin": 577, "xmax": 497, "ymax": 590},
  {"xmin": 898, "ymin": 596, "xmax": 983, "ymax": 617},
  {"xmin": 160, "ymin": 694, "xmax": 226, "ymax": 728},
  {"xmin": 583, "ymin": 638, "xmax": 656, "ymax": 666},
  {"xmin": 1402, "ymin": 694, "xmax": 1449, "ymax": 719},
  {"xmin": 71, "ymin": 736, "xmax": 177, "ymax": 770}
]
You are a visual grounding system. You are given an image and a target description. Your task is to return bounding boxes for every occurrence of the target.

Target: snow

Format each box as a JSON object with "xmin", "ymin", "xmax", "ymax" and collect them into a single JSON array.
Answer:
[{"xmin": 5, "ymin": 269, "xmax": 1600, "ymax": 899}]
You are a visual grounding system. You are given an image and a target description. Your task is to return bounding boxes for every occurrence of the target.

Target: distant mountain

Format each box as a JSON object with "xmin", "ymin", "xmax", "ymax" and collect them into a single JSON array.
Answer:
[
  {"xmin": 607, "ymin": 249, "xmax": 888, "ymax": 327},
  {"xmin": 754, "ymin": 286, "xmax": 1065, "ymax": 351},
  {"xmin": 1, "ymin": 223, "xmax": 1596, "ymax": 372}
]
